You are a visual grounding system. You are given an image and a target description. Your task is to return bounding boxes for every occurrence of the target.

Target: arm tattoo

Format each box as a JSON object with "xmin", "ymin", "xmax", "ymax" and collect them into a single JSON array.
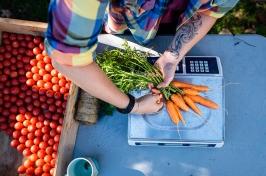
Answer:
[{"xmin": 167, "ymin": 13, "xmax": 202, "ymax": 57}]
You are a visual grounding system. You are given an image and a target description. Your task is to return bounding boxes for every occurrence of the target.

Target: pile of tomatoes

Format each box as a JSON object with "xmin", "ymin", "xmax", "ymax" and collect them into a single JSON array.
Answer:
[{"xmin": 0, "ymin": 32, "xmax": 71, "ymax": 175}]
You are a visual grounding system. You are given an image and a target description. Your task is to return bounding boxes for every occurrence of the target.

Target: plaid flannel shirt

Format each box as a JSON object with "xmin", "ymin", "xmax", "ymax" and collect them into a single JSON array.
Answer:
[{"xmin": 45, "ymin": 0, "xmax": 238, "ymax": 66}]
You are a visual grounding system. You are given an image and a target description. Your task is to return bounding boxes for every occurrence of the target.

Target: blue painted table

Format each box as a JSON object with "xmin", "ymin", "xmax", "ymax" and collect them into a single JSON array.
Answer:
[{"xmin": 73, "ymin": 35, "xmax": 266, "ymax": 176}]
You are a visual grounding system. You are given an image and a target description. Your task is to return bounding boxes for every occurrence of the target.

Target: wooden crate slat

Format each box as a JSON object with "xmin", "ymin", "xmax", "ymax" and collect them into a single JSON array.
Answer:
[{"xmin": 54, "ymin": 84, "xmax": 79, "ymax": 176}]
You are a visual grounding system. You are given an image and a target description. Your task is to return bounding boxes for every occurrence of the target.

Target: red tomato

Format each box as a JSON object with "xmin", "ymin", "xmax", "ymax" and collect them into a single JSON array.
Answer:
[
  {"xmin": 16, "ymin": 114, "xmax": 25, "ymax": 122},
  {"xmin": 50, "ymin": 167, "xmax": 55, "ymax": 175},
  {"xmin": 45, "ymin": 64, "xmax": 53, "ymax": 72},
  {"xmin": 58, "ymin": 79, "xmax": 66, "ymax": 87},
  {"xmin": 33, "ymin": 73, "xmax": 41, "ymax": 81},
  {"xmin": 17, "ymin": 144, "xmax": 26, "ymax": 152},
  {"xmin": 33, "ymin": 99, "xmax": 41, "ymax": 107},
  {"xmin": 37, "ymin": 80, "xmax": 45, "ymax": 88},
  {"xmin": 48, "ymin": 138, "xmax": 55, "ymax": 146},
  {"xmin": 44, "ymin": 155, "xmax": 53, "ymax": 163},
  {"xmin": 34, "ymin": 167, "xmax": 43, "ymax": 176},
  {"xmin": 27, "ymin": 132, "xmax": 35, "ymax": 140},
  {"xmin": 26, "ymin": 167, "xmax": 35, "ymax": 175},
  {"xmin": 11, "ymin": 41, "xmax": 19, "ymax": 48},
  {"xmin": 43, "ymin": 74, "xmax": 52, "ymax": 82},
  {"xmin": 33, "ymin": 137, "xmax": 42, "ymax": 145},
  {"xmin": 52, "ymin": 84, "xmax": 60, "ymax": 92},
  {"xmin": 45, "ymin": 146, "xmax": 54, "ymax": 155},
  {"xmin": 26, "ymin": 49, "xmax": 34, "ymax": 56},
  {"xmin": 39, "ymin": 88, "xmax": 46, "ymax": 95},
  {"xmin": 52, "ymin": 151, "xmax": 57, "ymax": 158},
  {"xmin": 51, "ymin": 77, "xmax": 59, "ymax": 84},
  {"xmin": 33, "ymin": 47, "xmax": 42, "ymax": 55},
  {"xmin": 35, "ymin": 129, "xmax": 42, "ymax": 137},
  {"xmin": 50, "ymin": 69, "xmax": 58, "ymax": 76},
  {"xmin": 23, "ymin": 119, "xmax": 31, "ymax": 127},
  {"xmin": 37, "ymin": 149, "xmax": 46, "ymax": 159},
  {"xmin": 54, "ymin": 92, "xmax": 62, "ymax": 99},
  {"xmin": 31, "ymin": 66, "xmax": 39, "ymax": 74},
  {"xmin": 27, "ymin": 41, "xmax": 35, "ymax": 49},
  {"xmin": 21, "ymin": 128, "xmax": 28, "ymax": 136},
  {"xmin": 39, "ymin": 42, "xmax": 45, "ymax": 50},
  {"xmin": 29, "ymin": 153, "xmax": 38, "ymax": 162},
  {"xmin": 36, "ymin": 53, "xmax": 44, "ymax": 60},
  {"xmin": 19, "ymin": 135, "xmax": 27, "ymax": 143},
  {"xmin": 36, "ymin": 159, "xmax": 45, "ymax": 167},
  {"xmin": 10, "ymin": 139, "xmax": 20, "ymax": 148},
  {"xmin": 28, "ymin": 125, "xmax": 37, "ymax": 133},
  {"xmin": 39, "ymin": 69, "xmax": 47, "ymax": 76},
  {"xmin": 31, "ymin": 144, "xmax": 39, "ymax": 153},
  {"xmin": 48, "ymin": 104, "xmax": 56, "ymax": 113},
  {"xmin": 50, "ymin": 129, "xmax": 57, "ymax": 138},
  {"xmin": 42, "ymin": 163, "xmax": 51, "ymax": 173},
  {"xmin": 25, "ymin": 140, "xmax": 34, "ymax": 148},
  {"xmin": 54, "ymin": 135, "xmax": 60, "ymax": 143},
  {"xmin": 39, "ymin": 141, "xmax": 48, "ymax": 150},
  {"xmin": 42, "ymin": 50, "xmax": 47, "ymax": 56},
  {"xmin": 22, "ymin": 148, "xmax": 32, "ymax": 157},
  {"xmin": 46, "ymin": 90, "xmax": 54, "ymax": 98},
  {"xmin": 37, "ymin": 61, "xmax": 46, "ymax": 69},
  {"xmin": 34, "ymin": 36, "xmax": 42, "ymax": 45},
  {"xmin": 44, "ymin": 82, "xmax": 52, "ymax": 90},
  {"xmin": 17, "ymin": 165, "xmax": 26, "ymax": 174},
  {"xmin": 36, "ymin": 122, "xmax": 44, "ymax": 129},
  {"xmin": 14, "ymin": 122, "xmax": 24, "ymax": 130},
  {"xmin": 43, "ymin": 56, "xmax": 51, "ymax": 64},
  {"xmin": 42, "ymin": 134, "xmax": 50, "ymax": 142},
  {"xmin": 60, "ymin": 87, "xmax": 67, "ymax": 94}
]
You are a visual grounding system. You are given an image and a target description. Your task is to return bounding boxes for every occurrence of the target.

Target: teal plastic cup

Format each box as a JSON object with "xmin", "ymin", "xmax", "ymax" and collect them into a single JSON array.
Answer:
[{"xmin": 66, "ymin": 157, "xmax": 99, "ymax": 176}]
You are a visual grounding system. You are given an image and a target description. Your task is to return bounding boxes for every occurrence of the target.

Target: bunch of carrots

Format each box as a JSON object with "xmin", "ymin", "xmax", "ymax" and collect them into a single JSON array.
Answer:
[
  {"xmin": 166, "ymin": 80, "xmax": 218, "ymax": 125},
  {"xmin": 96, "ymin": 42, "xmax": 219, "ymax": 119}
]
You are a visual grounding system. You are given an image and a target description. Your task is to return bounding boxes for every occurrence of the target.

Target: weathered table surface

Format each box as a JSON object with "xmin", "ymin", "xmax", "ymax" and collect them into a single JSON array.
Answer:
[{"xmin": 73, "ymin": 35, "xmax": 266, "ymax": 176}]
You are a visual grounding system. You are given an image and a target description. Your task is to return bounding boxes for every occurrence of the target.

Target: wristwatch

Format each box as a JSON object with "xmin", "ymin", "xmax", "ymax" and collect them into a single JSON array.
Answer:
[{"xmin": 116, "ymin": 94, "xmax": 135, "ymax": 114}]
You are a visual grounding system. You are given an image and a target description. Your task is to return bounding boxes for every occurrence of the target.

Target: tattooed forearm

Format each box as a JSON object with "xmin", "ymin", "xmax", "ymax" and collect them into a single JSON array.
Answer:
[{"xmin": 167, "ymin": 13, "xmax": 202, "ymax": 57}]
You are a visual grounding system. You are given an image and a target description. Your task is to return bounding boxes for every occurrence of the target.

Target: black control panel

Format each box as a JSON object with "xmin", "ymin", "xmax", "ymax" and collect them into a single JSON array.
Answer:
[
  {"xmin": 147, "ymin": 56, "xmax": 219, "ymax": 74},
  {"xmin": 185, "ymin": 57, "xmax": 219, "ymax": 74}
]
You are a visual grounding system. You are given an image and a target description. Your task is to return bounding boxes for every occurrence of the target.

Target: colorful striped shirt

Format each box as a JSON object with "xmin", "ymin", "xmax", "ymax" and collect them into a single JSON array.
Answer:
[{"xmin": 45, "ymin": 0, "xmax": 238, "ymax": 66}]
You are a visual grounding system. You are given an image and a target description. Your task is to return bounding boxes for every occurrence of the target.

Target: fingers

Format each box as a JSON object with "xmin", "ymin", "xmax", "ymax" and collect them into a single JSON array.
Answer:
[
  {"xmin": 151, "ymin": 88, "xmax": 160, "ymax": 94},
  {"xmin": 147, "ymin": 83, "xmax": 154, "ymax": 90}
]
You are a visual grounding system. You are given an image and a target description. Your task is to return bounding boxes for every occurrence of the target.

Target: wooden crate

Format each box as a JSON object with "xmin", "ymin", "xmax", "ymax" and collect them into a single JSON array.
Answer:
[{"xmin": 0, "ymin": 18, "xmax": 80, "ymax": 176}]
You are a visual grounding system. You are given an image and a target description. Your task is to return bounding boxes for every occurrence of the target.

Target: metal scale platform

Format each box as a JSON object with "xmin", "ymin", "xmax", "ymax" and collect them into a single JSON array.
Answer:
[{"xmin": 128, "ymin": 56, "xmax": 225, "ymax": 148}]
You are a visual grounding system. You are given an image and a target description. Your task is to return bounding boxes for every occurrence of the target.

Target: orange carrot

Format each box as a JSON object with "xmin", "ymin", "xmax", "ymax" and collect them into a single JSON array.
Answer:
[
  {"xmin": 175, "ymin": 105, "xmax": 186, "ymax": 125},
  {"xmin": 188, "ymin": 95, "xmax": 219, "ymax": 109},
  {"xmin": 192, "ymin": 85, "xmax": 209, "ymax": 92},
  {"xmin": 171, "ymin": 94, "xmax": 189, "ymax": 111},
  {"xmin": 182, "ymin": 88, "xmax": 200, "ymax": 96},
  {"xmin": 171, "ymin": 81, "xmax": 194, "ymax": 89},
  {"xmin": 171, "ymin": 80, "xmax": 209, "ymax": 92},
  {"xmin": 166, "ymin": 100, "xmax": 180, "ymax": 125},
  {"xmin": 183, "ymin": 95, "xmax": 202, "ymax": 116}
]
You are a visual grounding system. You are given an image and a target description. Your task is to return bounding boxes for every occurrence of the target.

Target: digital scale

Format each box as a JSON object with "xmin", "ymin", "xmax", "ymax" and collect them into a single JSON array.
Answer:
[{"xmin": 128, "ymin": 56, "xmax": 225, "ymax": 148}]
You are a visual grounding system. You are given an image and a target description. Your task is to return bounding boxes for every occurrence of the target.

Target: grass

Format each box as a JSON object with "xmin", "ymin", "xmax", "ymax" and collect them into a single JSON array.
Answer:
[{"xmin": 0, "ymin": 0, "xmax": 265, "ymax": 36}]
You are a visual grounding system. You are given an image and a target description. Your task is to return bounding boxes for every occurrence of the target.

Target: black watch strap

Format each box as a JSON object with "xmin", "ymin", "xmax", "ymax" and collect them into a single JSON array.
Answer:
[{"xmin": 116, "ymin": 94, "xmax": 135, "ymax": 114}]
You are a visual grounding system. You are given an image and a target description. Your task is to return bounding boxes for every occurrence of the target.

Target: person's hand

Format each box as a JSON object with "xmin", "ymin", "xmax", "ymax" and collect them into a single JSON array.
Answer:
[
  {"xmin": 155, "ymin": 52, "xmax": 182, "ymax": 88},
  {"xmin": 131, "ymin": 93, "xmax": 163, "ymax": 114}
]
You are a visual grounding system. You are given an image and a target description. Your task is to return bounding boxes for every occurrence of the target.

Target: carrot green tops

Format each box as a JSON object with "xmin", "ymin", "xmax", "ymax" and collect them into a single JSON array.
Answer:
[{"xmin": 45, "ymin": 0, "xmax": 238, "ymax": 66}]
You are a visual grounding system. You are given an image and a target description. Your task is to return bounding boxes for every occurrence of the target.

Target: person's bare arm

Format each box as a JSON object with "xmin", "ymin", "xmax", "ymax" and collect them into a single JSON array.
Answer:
[
  {"xmin": 156, "ymin": 12, "xmax": 217, "ymax": 87},
  {"xmin": 52, "ymin": 60, "xmax": 163, "ymax": 113}
]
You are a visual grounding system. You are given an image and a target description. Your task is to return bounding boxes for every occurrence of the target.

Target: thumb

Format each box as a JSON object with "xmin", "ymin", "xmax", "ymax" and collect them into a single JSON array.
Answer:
[{"xmin": 157, "ymin": 78, "xmax": 172, "ymax": 88}]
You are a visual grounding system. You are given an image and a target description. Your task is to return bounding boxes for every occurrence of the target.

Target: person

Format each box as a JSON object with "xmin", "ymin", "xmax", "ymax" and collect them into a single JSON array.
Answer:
[{"xmin": 45, "ymin": 0, "xmax": 238, "ymax": 114}]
